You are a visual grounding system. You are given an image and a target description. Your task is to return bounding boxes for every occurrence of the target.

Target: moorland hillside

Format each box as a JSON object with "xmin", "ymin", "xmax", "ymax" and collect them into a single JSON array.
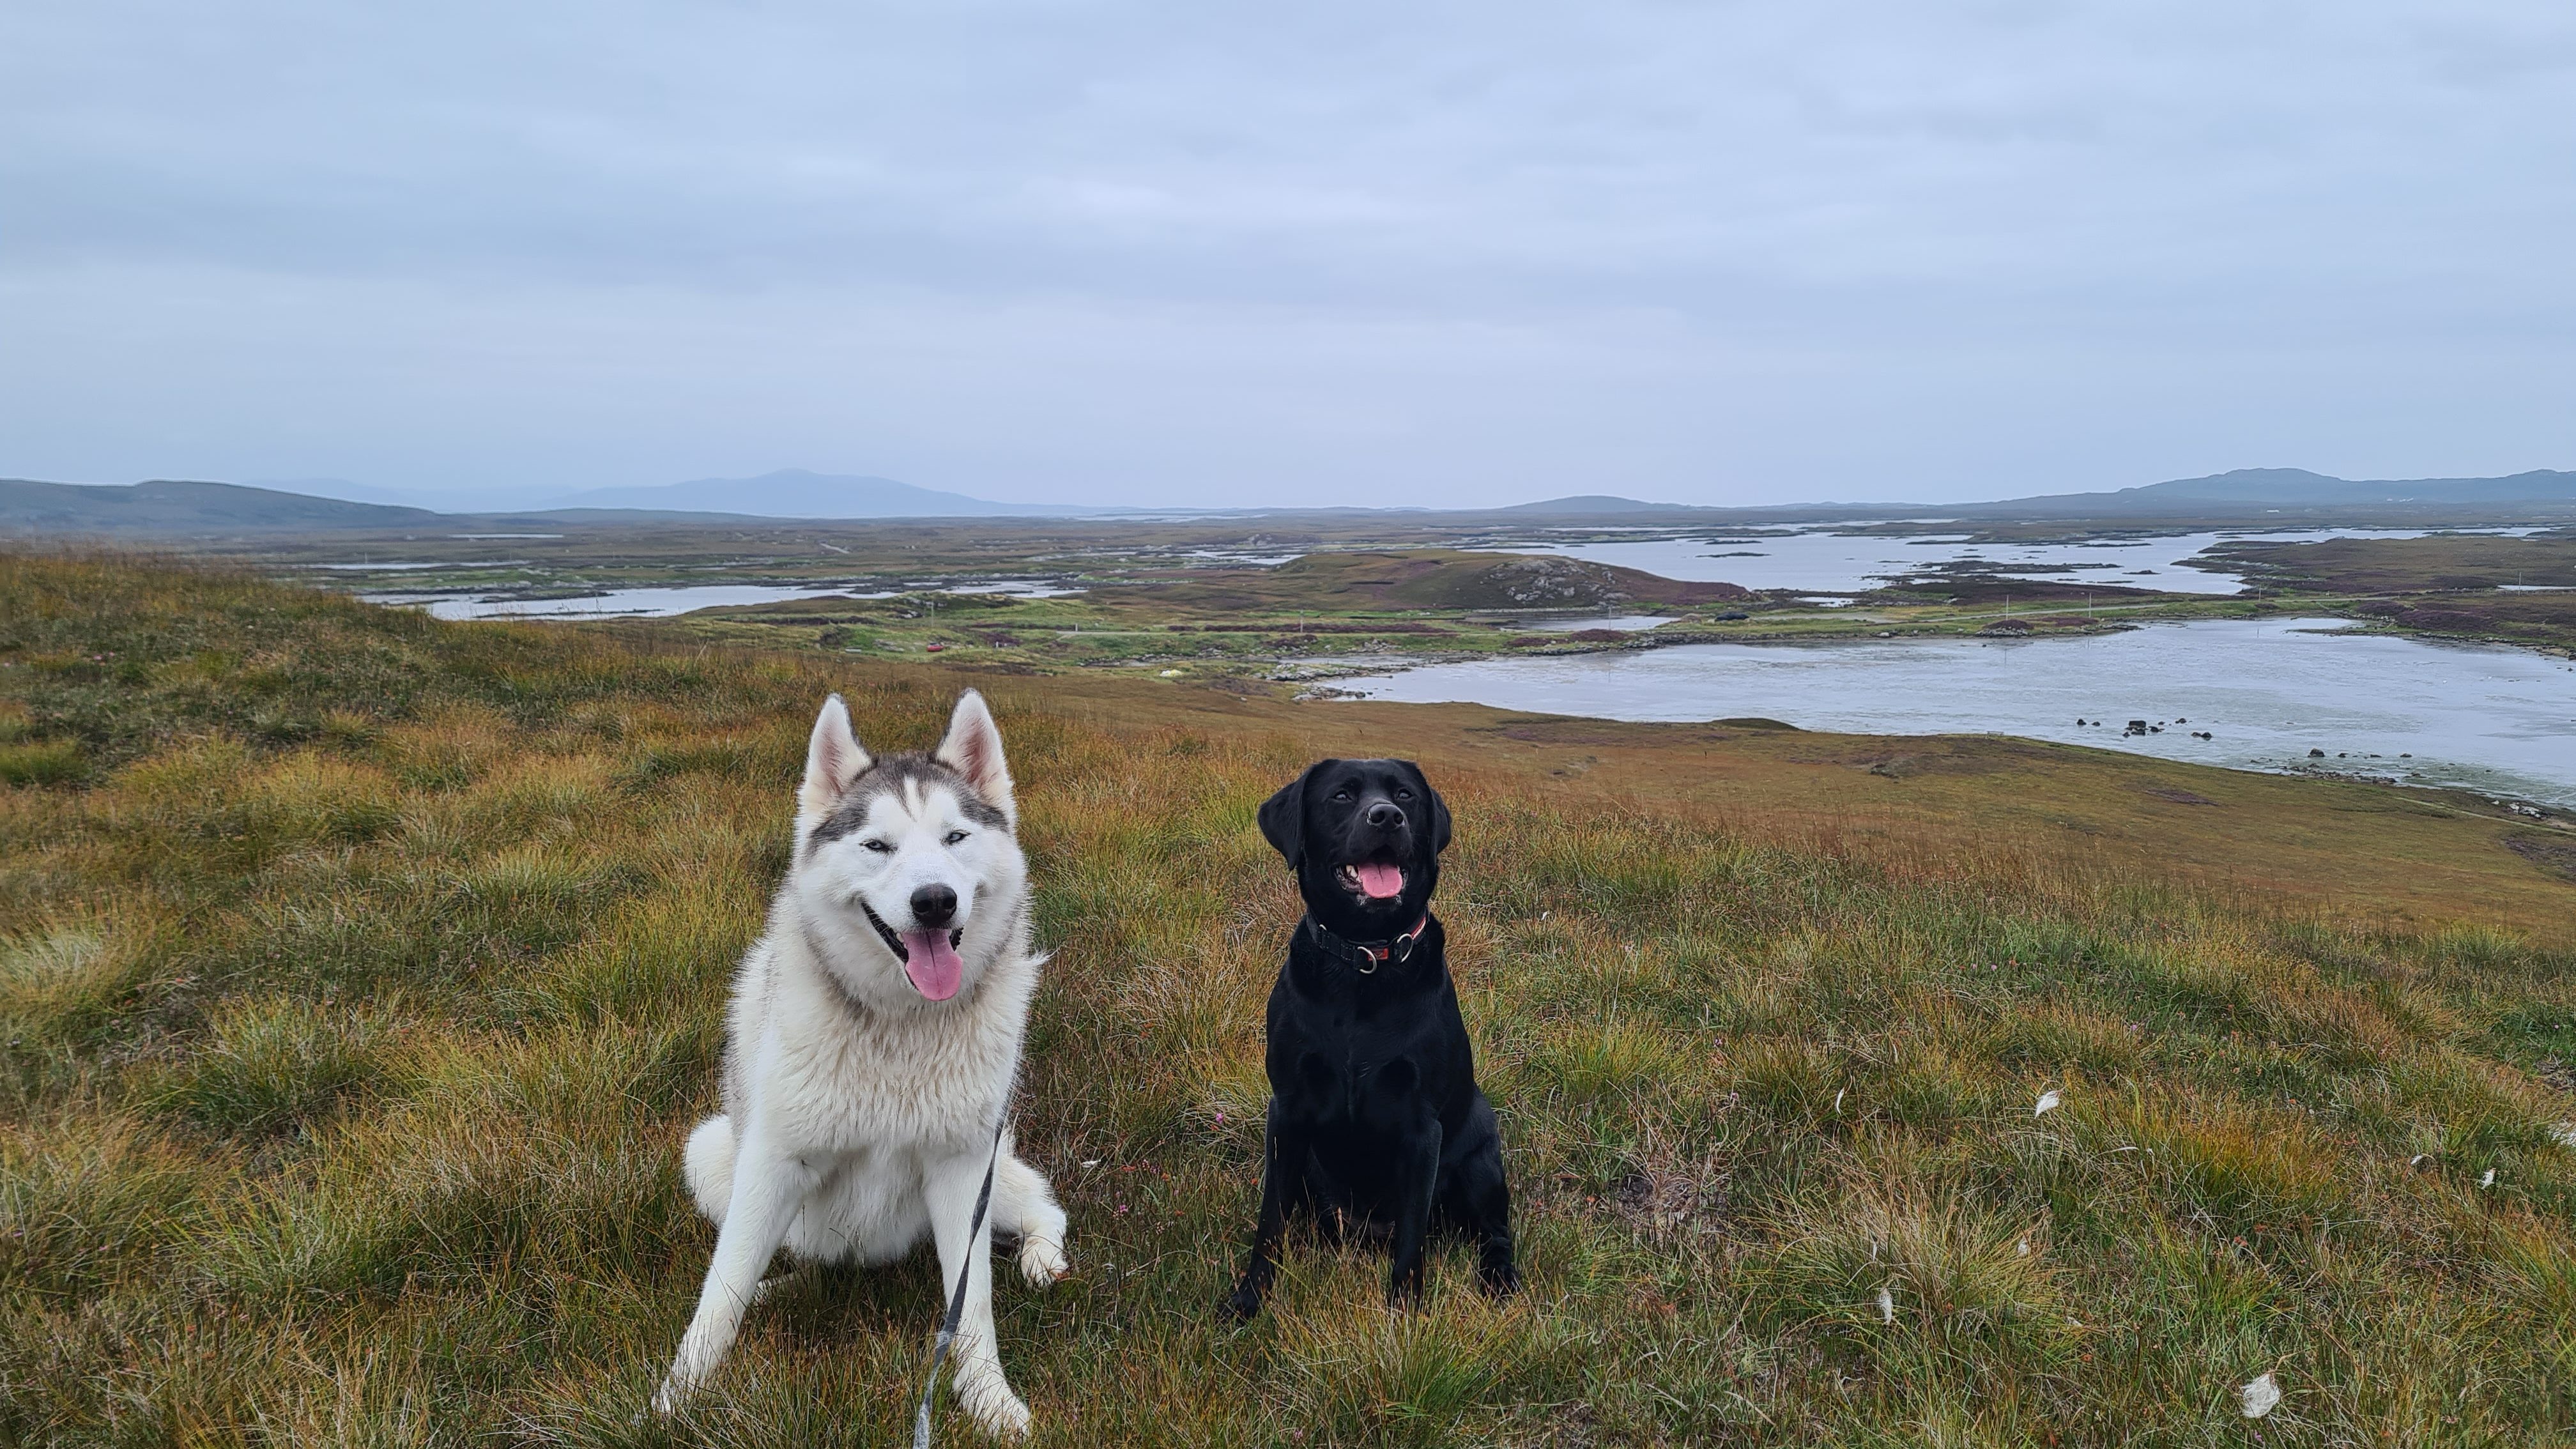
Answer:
[{"xmin": 4, "ymin": 553, "xmax": 2574, "ymax": 1445}]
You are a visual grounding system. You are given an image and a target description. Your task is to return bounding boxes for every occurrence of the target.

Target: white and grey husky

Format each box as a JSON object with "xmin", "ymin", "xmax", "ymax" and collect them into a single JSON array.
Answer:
[{"xmin": 654, "ymin": 689, "xmax": 1068, "ymax": 1438}]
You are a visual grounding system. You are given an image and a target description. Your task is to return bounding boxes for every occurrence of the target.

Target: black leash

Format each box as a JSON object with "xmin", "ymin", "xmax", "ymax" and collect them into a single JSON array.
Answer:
[{"xmin": 914, "ymin": 1112, "xmax": 1009, "ymax": 1449}]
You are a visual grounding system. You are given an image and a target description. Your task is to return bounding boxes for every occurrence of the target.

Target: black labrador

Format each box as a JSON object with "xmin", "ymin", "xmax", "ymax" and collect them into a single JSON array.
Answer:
[{"xmin": 1223, "ymin": 758, "xmax": 1517, "ymax": 1317}]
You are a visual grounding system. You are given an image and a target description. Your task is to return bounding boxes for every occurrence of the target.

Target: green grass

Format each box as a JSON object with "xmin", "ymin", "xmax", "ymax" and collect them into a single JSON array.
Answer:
[{"xmin": 6, "ymin": 552, "xmax": 2576, "ymax": 1446}]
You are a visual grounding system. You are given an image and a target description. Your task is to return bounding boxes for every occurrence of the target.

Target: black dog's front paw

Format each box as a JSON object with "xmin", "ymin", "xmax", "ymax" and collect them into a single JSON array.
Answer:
[
  {"xmin": 1221, "ymin": 1281, "xmax": 1265, "ymax": 1321},
  {"xmin": 1384, "ymin": 1269, "xmax": 1429, "ymax": 1311},
  {"xmin": 1478, "ymin": 1259, "xmax": 1521, "ymax": 1300}
]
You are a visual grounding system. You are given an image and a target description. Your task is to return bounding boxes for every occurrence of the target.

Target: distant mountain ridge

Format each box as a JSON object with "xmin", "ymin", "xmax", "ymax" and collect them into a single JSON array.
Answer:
[
  {"xmin": 2149, "ymin": 467, "xmax": 2576, "ymax": 503},
  {"xmin": 1961, "ymin": 467, "xmax": 2576, "ymax": 516},
  {"xmin": 5, "ymin": 465, "xmax": 2571, "ymax": 535},
  {"xmin": 536, "ymin": 468, "xmax": 1096, "ymax": 519}
]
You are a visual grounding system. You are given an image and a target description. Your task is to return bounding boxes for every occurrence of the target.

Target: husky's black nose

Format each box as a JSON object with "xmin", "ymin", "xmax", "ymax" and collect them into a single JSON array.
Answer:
[
  {"xmin": 910, "ymin": 883, "xmax": 958, "ymax": 928},
  {"xmin": 1365, "ymin": 801, "xmax": 1405, "ymax": 830}
]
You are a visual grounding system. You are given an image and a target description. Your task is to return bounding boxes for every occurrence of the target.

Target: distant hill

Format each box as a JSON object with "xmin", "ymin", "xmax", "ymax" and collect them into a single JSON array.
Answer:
[
  {"xmin": 2138, "ymin": 467, "xmax": 2576, "ymax": 505},
  {"xmin": 248, "ymin": 478, "xmax": 537, "ymax": 513},
  {"xmin": 1, "ymin": 479, "xmax": 441, "ymax": 534},
  {"xmin": 535, "ymin": 468, "xmax": 1092, "ymax": 519},
  {"xmin": 1965, "ymin": 468, "xmax": 2576, "ymax": 517},
  {"xmin": 1496, "ymin": 494, "xmax": 1696, "ymax": 516},
  {"xmin": 0, "ymin": 470, "xmax": 1107, "ymax": 533}
]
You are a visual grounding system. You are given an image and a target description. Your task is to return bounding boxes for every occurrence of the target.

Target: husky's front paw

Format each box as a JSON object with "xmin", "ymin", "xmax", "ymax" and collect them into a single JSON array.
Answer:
[
  {"xmin": 958, "ymin": 1372, "xmax": 1033, "ymax": 1440},
  {"xmin": 1018, "ymin": 1233, "xmax": 1069, "ymax": 1287}
]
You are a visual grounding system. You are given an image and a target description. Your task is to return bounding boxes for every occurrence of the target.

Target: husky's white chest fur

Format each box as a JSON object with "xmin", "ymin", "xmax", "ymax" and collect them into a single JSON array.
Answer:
[
  {"xmin": 654, "ymin": 691, "xmax": 1068, "ymax": 1440},
  {"xmin": 729, "ymin": 908, "xmax": 1036, "ymax": 1161}
]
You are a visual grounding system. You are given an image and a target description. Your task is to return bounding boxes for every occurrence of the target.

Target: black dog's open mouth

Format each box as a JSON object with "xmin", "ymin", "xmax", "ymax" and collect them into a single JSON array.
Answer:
[{"xmin": 1335, "ymin": 861, "xmax": 1408, "ymax": 902}]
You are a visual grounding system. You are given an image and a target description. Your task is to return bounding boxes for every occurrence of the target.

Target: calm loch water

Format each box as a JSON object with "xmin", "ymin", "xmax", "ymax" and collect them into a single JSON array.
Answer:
[{"xmin": 1335, "ymin": 618, "xmax": 2576, "ymax": 808}]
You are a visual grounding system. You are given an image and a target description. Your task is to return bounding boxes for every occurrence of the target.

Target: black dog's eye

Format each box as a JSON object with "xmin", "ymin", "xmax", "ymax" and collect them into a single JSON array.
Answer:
[
  {"xmin": 1395, "ymin": 788, "xmax": 1413, "ymax": 801},
  {"xmin": 1331, "ymin": 789, "xmax": 1351, "ymax": 801},
  {"xmin": 944, "ymin": 829, "xmax": 969, "ymax": 846},
  {"xmin": 862, "ymin": 839, "xmax": 893, "ymax": 854}
]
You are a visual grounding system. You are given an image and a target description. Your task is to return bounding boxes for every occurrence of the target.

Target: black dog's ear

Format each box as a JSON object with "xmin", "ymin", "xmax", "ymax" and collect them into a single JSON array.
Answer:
[
  {"xmin": 1258, "ymin": 760, "xmax": 1333, "ymax": 868},
  {"xmin": 1399, "ymin": 760, "xmax": 1451, "ymax": 855}
]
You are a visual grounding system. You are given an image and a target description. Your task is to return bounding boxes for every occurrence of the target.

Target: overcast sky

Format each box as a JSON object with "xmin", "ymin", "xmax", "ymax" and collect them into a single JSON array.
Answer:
[{"xmin": 4, "ymin": 2, "xmax": 2572, "ymax": 509}]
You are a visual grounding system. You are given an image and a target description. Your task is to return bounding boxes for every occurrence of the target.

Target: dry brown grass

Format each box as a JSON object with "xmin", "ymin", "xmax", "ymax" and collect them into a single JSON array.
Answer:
[{"xmin": 4, "ymin": 551, "xmax": 2575, "ymax": 1446}]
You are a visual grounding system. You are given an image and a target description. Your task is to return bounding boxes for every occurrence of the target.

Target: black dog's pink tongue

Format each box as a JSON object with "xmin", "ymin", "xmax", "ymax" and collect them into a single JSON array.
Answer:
[{"xmin": 1354, "ymin": 863, "xmax": 1406, "ymax": 900}]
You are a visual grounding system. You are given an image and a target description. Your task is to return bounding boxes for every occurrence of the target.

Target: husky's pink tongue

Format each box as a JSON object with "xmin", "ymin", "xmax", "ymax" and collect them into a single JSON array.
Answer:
[
  {"xmin": 1354, "ymin": 862, "xmax": 1406, "ymax": 900},
  {"xmin": 900, "ymin": 930, "xmax": 965, "ymax": 1001}
]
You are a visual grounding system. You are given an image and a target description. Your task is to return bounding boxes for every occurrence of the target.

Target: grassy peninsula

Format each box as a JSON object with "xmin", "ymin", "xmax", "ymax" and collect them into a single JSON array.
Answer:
[{"xmin": 2212, "ymin": 533, "xmax": 2576, "ymax": 656}]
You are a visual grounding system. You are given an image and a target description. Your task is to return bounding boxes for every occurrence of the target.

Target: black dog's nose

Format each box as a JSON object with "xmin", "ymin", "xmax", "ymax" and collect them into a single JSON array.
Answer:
[
  {"xmin": 910, "ymin": 883, "xmax": 958, "ymax": 928},
  {"xmin": 1365, "ymin": 801, "xmax": 1405, "ymax": 830}
]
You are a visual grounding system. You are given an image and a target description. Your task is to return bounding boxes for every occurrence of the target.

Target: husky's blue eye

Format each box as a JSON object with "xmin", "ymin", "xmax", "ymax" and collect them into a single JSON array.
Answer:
[
  {"xmin": 944, "ymin": 830, "xmax": 969, "ymax": 846},
  {"xmin": 862, "ymin": 839, "xmax": 893, "ymax": 854}
]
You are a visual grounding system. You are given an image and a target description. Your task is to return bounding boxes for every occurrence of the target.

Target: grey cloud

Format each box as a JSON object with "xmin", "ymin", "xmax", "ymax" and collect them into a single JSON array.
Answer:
[{"xmin": 3, "ymin": 1, "xmax": 2571, "ymax": 505}]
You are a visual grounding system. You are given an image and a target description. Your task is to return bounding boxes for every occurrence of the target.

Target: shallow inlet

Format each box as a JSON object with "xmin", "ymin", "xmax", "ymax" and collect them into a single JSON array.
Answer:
[
  {"xmin": 1332, "ymin": 618, "xmax": 2576, "ymax": 808},
  {"xmin": 1525, "ymin": 614, "xmax": 1679, "ymax": 632},
  {"xmin": 364, "ymin": 579, "xmax": 1081, "ymax": 619},
  {"xmin": 1480, "ymin": 525, "xmax": 2559, "ymax": 597}
]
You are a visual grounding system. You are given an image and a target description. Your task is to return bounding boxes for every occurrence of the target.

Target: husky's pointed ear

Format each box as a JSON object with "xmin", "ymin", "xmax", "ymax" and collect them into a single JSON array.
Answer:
[
  {"xmin": 1258, "ymin": 760, "xmax": 1331, "ymax": 869},
  {"xmin": 1398, "ymin": 760, "xmax": 1451, "ymax": 855},
  {"xmin": 798, "ymin": 694, "xmax": 871, "ymax": 831},
  {"xmin": 935, "ymin": 689, "xmax": 1015, "ymax": 827}
]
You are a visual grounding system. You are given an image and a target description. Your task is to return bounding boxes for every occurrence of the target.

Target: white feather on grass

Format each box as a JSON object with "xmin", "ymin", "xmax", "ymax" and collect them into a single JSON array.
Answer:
[
  {"xmin": 2480, "ymin": 1169, "xmax": 2496, "ymax": 1188},
  {"xmin": 2034, "ymin": 1089, "xmax": 2062, "ymax": 1117},
  {"xmin": 1876, "ymin": 1287, "xmax": 1895, "ymax": 1324},
  {"xmin": 2241, "ymin": 1371, "xmax": 2281, "ymax": 1418}
]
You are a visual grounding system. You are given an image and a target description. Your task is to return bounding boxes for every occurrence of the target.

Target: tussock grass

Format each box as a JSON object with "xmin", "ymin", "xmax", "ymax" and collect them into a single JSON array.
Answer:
[{"xmin": 5, "ymin": 551, "xmax": 2576, "ymax": 1445}]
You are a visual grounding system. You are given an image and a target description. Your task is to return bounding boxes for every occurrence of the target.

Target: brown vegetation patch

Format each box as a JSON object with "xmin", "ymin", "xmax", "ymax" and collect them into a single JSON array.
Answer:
[
  {"xmin": 2220, "ymin": 534, "xmax": 2576, "ymax": 594},
  {"xmin": 1185, "ymin": 620, "xmax": 1451, "ymax": 634},
  {"xmin": 2400, "ymin": 608, "xmax": 2492, "ymax": 632},
  {"xmin": 1611, "ymin": 1151, "xmax": 1732, "ymax": 1242},
  {"xmin": 2505, "ymin": 832, "xmax": 2576, "ymax": 882},
  {"xmin": 1836, "ymin": 739, "xmax": 2041, "ymax": 779}
]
